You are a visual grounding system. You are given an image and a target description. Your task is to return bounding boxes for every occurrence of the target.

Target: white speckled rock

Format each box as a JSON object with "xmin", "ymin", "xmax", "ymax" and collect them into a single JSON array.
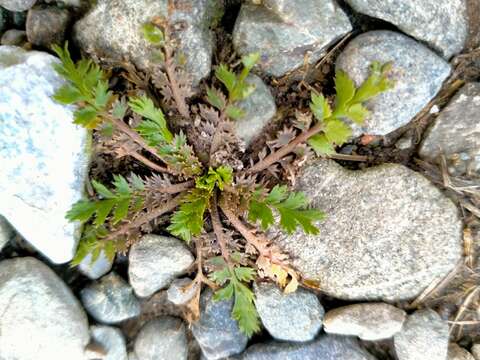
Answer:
[
  {"xmin": 448, "ymin": 344, "xmax": 475, "ymax": 360},
  {"xmin": 167, "ymin": 278, "xmax": 198, "ymax": 306},
  {"xmin": 0, "ymin": 46, "xmax": 91, "ymax": 264},
  {"xmin": 254, "ymin": 282, "xmax": 324, "ymax": 342},
  {"xmin": 74, "ymin": 0, "xmax": 222, "ymax": 86},
  {"xmin": 345, "ymin": 0, "xmax": 467, "ymax": 59},
  {"xmin": 274, "ymin": 159, "xmax": 462, "ymax": 301},
  {"xmin": 323, "ymin": 303, "xmax": 406, "ymax": 340},
  {"xmin": 78, "ymin": 250, "xmax": 114, "ymax": 280},
  {"xmin": 0, "ymin": 215, "xmax": 13, "ymax": 251},
  {"xmin": 0, "ymin": 0, "xmax": 36, "ymax": 11},
  {"xmin": 134, "ymin": 317, "xmax": 188, "ymax": 360},
  {"xmin": 129, "ymin": 234, "xmax": 194, "ymax": 298},
  {"xmin": 394, "ymin": 309, "xmax": 449, "ymax": 360},
  {"xmin": 0, "ymin": 257, "xmax": 89, "ymax": 360},
  {"xmin": 81, "ymin": 272, "xmax": 141, "ymax": 324},
  {"xmin": 233, "ymin": 0, "xmax": 351, "ymax": 76},
  {"xmin": 420, "ymin": 82, "xmax": 480, "ymax": 175},
  {"xmin": 89, "ymin": 326, "xmax": 128, "ymax": 360},
  {"xmin": 336, "ymin": 30, "xmax": 451, "ymax": 137},
  {"xmin": 235, "ymin": 74, "xmax": 276, "ymax": 146}
]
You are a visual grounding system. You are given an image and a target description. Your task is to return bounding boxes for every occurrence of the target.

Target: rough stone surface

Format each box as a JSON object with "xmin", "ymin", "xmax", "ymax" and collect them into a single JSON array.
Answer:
[
  {"xmin": 90, "ymin": 326, "xmax": 128, "ymax": 360},
  {"xmin": 78, "ymin": 250, "xmax": 114, "ymax": 280},
  {"xmin": 275, "ymin": 159, "xmax": 462, "ymax": 301},
  {"xmin": 0, "ymin": 46, "xmax": 90, "ymax": 264},
  {"xmin": 472, "ymin": 344, "xmax": 480, "ymax": 360},
  {"xmin": 448, "ymin": 344, "xmax": 475, "ymax": 360},
  {"xmin": 235, "ymin": 74, "xmax": 276, "ymax": 146},
  {"xmin": 394, "ymin": 309, "xmax": 449, "ymax": 360},
  {"xmin": 167, "ymin": 277, "xmax": 198, "ymax": 306},
  {"xmin": 336, "ymin": 30, "xmax": 451, "ymax": 137},
  {"xmin": 0, "ymin": 0, "xmax": 36, "ymax": 11},
  {"xmin": 233, "ymin": 0, "xmax": 351, "ymax": 77},
  {"xmin": 74, "ymin": 0, "xmax": 221, "ymax": 86},
  {"xmin": 254, "ymin": 282, "xmax": 324, "ymax": 342},
  {"xmin": 192, "ymin": 290, "xmax": 248, "ymax": 359},
  {"xmin": 323, "ymin": 303, "xmax": 406, "ymax": 340},
  {"xmin": 81, "ymin": 272, "xmax": 141, "ymax": 324},
  {"xmin": 1, "ymin": 29, "xmax": 27, "ymax": 46},
  {"xmin": 0, "ymin": 215, "xmax": 13, "ymax": 251},
  {"xmin": 0, "ymin": 257, "xmax": 89, "ymax": 360},
  {"xmin": 420, "ymin": 82, "xmax": 480, "ymax": 175},
  {"xmin": 26, "ymin": 6, "xmax": 71, "ymax": 48},
  {"xmin": 134, "ymin": 317, "xmax": 188, "ymax": 360},
  {"xmin": 345, "ymin": 0, "xmax": 467, "ymax": 59},
  {"xmin": 128, "ymin": 234, "xmax": 194, "ymax": 298},
  {"xmin": 238, "ymin": 335, "xmax": 376, "ymax": 360}
]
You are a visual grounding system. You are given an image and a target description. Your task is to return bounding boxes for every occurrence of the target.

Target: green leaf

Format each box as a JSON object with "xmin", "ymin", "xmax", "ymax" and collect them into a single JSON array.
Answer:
[
  {"xmin": 308, "ymin": 133, "xmax": 335, "ymax": 156},
  {"xmin": 353, "ymin": 61, "xmax": 393, "ymax": 103},
  {"xmin": 210, "ymin": 267, "xmax": 231, "ymax": 285},
  {"xmin": 225, "ymin": 105, "xmax": 245, "ymax": 120},
  {"xmin": 248, "ymin": 200, "xmax": 274, "ymax": 230},
  {"xmin": 231, "ymin": 281, "xmax": 260, "ymax": 337},
  {"xmin": 345, "ymin": 103, "xmax": 369, "ymax": 124},
  {"xmin": 310, "ymin": 92, "xmax": 332, "ymax": 122},
  {"xmin": 206, "ymin": 87, "xmax": 226, "ymax": 110},
  {"xmin": 214, "ymin": 283, "xmax": 234, "ymax": 301},
  {"xmin": 215, "ymin": 64, "xmax": 236, "ymax": 93},
  {"xmin": 241, "ymin": 53, "xmax": 260, "ymax": 71},
  {"xmin": 334, "ymin": 70, "xmax": 356, "ymax": 112},
  {"xmin": 66, "ymin": 200, "xmax": 97, "ymax": 223},
  {"xmin": 112, "ymin": 101, "xmax": 128, "ymax": 119},
  {"xmin": 324, "ymin": 119, "xmax": 352, "ymax": 145},
  {"xmin": 112, "ymin": 175, "xmax": 131, "ymax": 196},
  {"xmin": 94, "ymin": 80, "xmax": 111, "ymax": 109},
  {"xmin": 130, "ymin": 95, "xmax": 173, "ymax": 144},
  {"xmin": 94, "ymin": 200, "xmax": 115, "ymax": 226},
  {"xmin": 142, "ymin": 23, "xmax": 164, "ymax": 44},
  {"xmin": 73, "ymin": 107, "xmax": 99, "ymax": 128},
  {"xmin": 234, "ymin": 267, "xmax": 256, "ymax": 282},
  {"xmin": 195, "ymin": 166, "xmax": 233, "ymax": 192},
  {"xmin": 92, "ymin": 180, "xmax": 115, "ymax": 199},
  {"xmin": 53, "ymin": 85, "xmax": 86, "ymax": 104},
  {"xmin": 113, "ymin": 198, "xmax": 130, "ymax": 224}
]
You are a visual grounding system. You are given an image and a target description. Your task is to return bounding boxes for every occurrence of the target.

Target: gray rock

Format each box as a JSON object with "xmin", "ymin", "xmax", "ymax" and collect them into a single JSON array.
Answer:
[
  {"xmin": 74, "ymin": 0, "xmax": 221, "ymax": 86},
  {"xmin": 420, "ymin": 82, "xmax": 480, "ymax": 175},
  {"xmin": 0, "ymin": 46, "xmax": 91, "ymax": 264},
  {"xmin": 336, "ymin": 30, "xmax": 451, "ymax": 137},
  {"xmin": 345, "ymin": 0, "xmax": 467, "ymax": 59},
  {"xmin": 233, "ymin": 0, "xmax": 351, "ymax": 77},
  {"xmin": 254, "ymin": 282, "xmax": 324, "ymax": 342},
  {"xmin": 81, "ymin": 272, "xmax": 141, "ymax": 324},
  {"xmin": 323, "ymin": 303, "xmax": 406, "ymax": 340},
  {"xmin": 0, "ymin": 0, "xmax": 36, "ymax": 11},
  {"xmin": 472, "ymin": 344, "xmax": 480, "ymax": 360},
  {"xmin": 1, "ymin": 29, "xmax": 27, "ymax": 46},
  {"xmin": 134, "ymin": 317, "xmax": 188, "ymax": 360},
  {"xmin": 192, "ymin": 289, "xmax": 248, "ymax": 359},
  {"xmin": 0, "ymin": 257, "xmax": 89, "ymax": 360},
  {"xmin": 239, "ymin": 335, "xmax": 376, "ymax": 360},
  {"xmin": 78, "ymin": 250, "xmax": 114, "ymax": 280},
  {"xmin": 448, "ymin": 344, "xmax": 475, "ymax": 360},
  {"xmin": 274, "ymin": 159, "xmax": 462, "ymax": 301},
  {"xmin": 0, "ymin": 215, "xmax": 13, "ymax": 251},
  {"xmin": 235, "ymin": 74, "xmax": 276, "ymax": 146},
  {"xmin": 394, "ymin": 309, "xmax": 449, "ymax": 360},
  {"xmin": 167, "ymin": 277, "xmax": 198, "ymax": 306},
  {"xmin": 26, "ymin": 6, "xmax": 71, "ymax": 48},
  {"xmin": 128, "ymin": 234, "xmax": 194, "ymax": 298},
  {"xmin": 89, "ymin": 326, "xmax": 128, "ymax": 360}
]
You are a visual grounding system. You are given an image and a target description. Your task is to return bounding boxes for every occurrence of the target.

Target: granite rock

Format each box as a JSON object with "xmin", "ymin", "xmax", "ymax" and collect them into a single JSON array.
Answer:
[
  {"xmin": 0, "ymin": 0, "xmax": 36, "ymax": 11},
  {"xmin": 26, "ymin": 6, "xmax": 71, "ymax": 48},
  {"xmin": 89, "ymin": 326, "xmax": 128, "ymax": 360},
  {"xmin": 448, "ymin": 343, "xmax": 475, "ymax": 360}
]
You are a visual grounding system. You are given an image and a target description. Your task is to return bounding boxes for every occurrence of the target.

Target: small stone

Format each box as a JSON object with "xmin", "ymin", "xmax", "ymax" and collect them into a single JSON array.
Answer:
[
  {"xmin": 89, "ymin": 326, "xmax": 128, "ymax": 360},
  {"xmin": 233, "ymin": 0, "xmax": 351, "ymax": 76},
  {"xmin": 239, "ymin": 335, "xmax": 376, "ymax": 360},
  {"xmin": 0, "ymin": 46, "xmax": 91, "ymax": 264},
  {"xmin": 0, "ymin": 0, "xmax": 36, "ymax": 11},
  {"xmin": 336, "ymin": 30, "xmax": 451, "ymax": 137},
  {"xmin": 345, "ymin": 0, "xmax": 467, "ymax": 59},
  {"xmin": 26, "ymin": 6, "xmax": 71, "ymax": 48},
  {"xmin": 0, "ymin": 215, "xmax": 13, "ymax": 251},
  {"xmin": 134, "ymin": 317, "xmax": 188, "ymax": 360},
  {"xmin": 74, "ymin": 0, "xmax": 221, "ymax": 86},
  {"xmin": 420, "ymin": 82, "xmax": 480, "ymax": 175},
  {"xmin": 81, "ymin": 272, "xmax": 141, "ymax": 324},
  {"xmin": 448, "ymin": 343, "xmax": 475, "ymax": 360},
  {"xmin": 128, "ymin": 234, "xmax": 194, "ymax": 298},
  {"xmin": 1, "ymin": 29, "xmax": 27, "ymax": 46},
  {"xmin": 254, "ymin": 282, "xmax": 324, "ymax": 342},
  {"xmin": 235, "ymin": 74, "xmax": 276, "ymax": 146},
  {"xmin": 78, "ymin": 250, "xmax": 114, "ymax": 280},
  {"xmin": 395, "ymin": 135, "xmax": 414, "ymax": 150},
  {"xmin": 274, "ymin": 159, "xmax": 462, "ymax": 301},
  {"xmin": 167, "ymin": 277, "xmax": 198, "ymax": 306},
  {"xmin": 192, "ymin": 289, "xmax": 248, "ymax": 359},
  {"xmin": 472, "ymin": 344, "xmax": 480, "ymax": 360},
  {"xmin": 0, "ymin": 257, "xmax": 89, "ymax": 360},
  {"xmin": 394, "ymin": 309, "xmax": 449, "ymax": 360},
  {"xmin": 323, "ymin": 303, "xmax": 406, "ymax": 340}
]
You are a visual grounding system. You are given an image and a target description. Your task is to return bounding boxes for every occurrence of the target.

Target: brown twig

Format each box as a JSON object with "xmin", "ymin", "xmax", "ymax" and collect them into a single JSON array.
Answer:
[
  {"xmin": 129, "ymin": 151, "xmax": 175, "ymax": 175},
  {"xmin": 192, "ymin": 236, "xmax": 217, "ymax": 289},
  {"xmin": 103, "ymin": 194, "xmax": 183, "ymax": 242},
  {"xmin": 209, "ymin": 191, "xmax": 232, "ymax": 265}
]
